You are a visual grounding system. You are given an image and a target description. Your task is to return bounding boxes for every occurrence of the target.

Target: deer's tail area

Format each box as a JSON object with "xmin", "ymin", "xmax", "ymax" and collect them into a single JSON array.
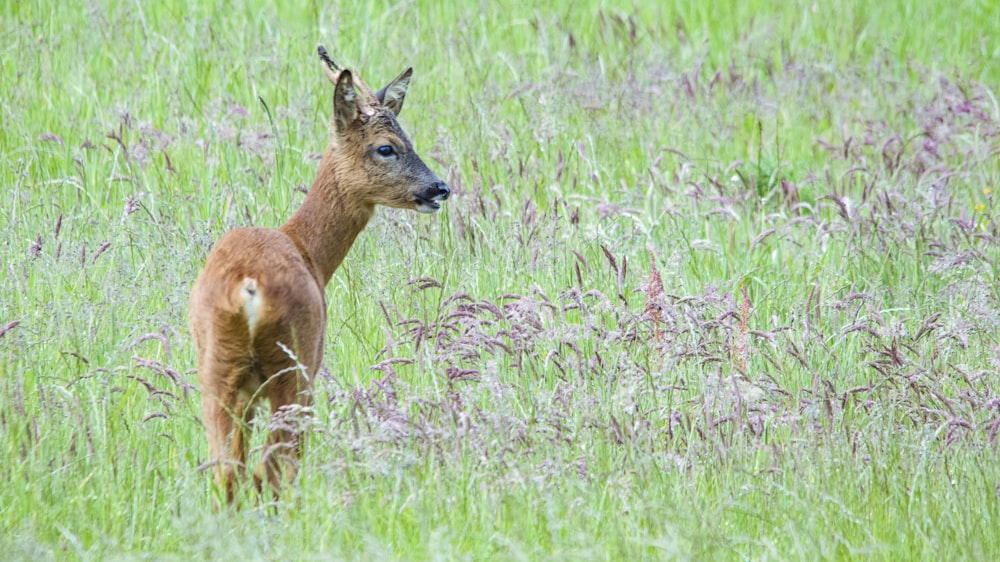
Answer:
[{"xmin": 240, "ymin": 277, "xmax": 262, "ymax": 337}]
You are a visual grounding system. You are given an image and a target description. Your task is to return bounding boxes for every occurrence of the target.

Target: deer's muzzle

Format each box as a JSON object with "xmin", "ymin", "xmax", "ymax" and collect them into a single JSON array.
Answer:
[{"xmin": 415, "ymin": 181, "xmax": 450, "ymax": 213}]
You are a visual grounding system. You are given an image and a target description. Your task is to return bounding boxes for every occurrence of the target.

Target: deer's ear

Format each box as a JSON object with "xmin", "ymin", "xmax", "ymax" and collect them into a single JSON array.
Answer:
[
  {"xmin": 332, "ymin": 69, "xmax": 359, "ymax": 133},
  {"xmin": 375, "ymin": 67, "xmax": 413, "ymax": 116}
]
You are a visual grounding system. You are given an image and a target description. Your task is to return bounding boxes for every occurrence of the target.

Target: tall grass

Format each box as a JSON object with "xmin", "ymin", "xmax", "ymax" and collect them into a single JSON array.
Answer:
[{"xmin": 2, "ymin": 0, "xmax": 999, "ymax": 559}]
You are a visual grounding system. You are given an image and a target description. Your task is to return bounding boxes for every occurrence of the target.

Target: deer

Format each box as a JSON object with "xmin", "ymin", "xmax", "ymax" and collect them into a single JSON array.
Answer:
[{"xmin": 188, "ymin": 45, "xmax": 450, "ymax": 505}]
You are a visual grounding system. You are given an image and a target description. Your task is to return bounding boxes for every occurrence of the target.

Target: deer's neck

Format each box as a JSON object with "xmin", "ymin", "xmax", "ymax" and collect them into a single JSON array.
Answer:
[{"xmin": 279, "ymin": 159, "xmax": 374, "ymax": 287}]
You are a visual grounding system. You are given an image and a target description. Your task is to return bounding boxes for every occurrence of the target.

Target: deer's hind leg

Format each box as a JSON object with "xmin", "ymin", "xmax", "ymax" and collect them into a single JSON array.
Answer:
[
  {"xmin": 199, "ymin": 358, "xmax": 257, "ymax": 506},
  {"xmin": 253, "ymin": 334, "xmax": 322, "ymax": 498}
]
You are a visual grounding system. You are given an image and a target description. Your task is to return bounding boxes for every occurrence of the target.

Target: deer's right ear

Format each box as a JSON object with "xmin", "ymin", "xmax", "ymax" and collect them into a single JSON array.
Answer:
[
  {"xmin": 332, "ymin": 69, "xmax": 358, "ymax": 133},
  {"xmin": 375, "ymin": 67, "xmax": 413, "ymax": 116}
]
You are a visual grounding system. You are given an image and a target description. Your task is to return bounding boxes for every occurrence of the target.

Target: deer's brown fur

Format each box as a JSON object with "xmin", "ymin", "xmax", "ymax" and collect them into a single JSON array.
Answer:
[{"xmin": 189, "ymin": 47, "xmax": 449, "ymax": 504}]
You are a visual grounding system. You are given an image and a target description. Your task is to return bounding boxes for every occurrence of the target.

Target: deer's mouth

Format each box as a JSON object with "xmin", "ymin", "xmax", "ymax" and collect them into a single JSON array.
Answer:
[
  {"xmin": 414, "ymin": 185, "xmax": 449, "ymax": 214},
  {"xmin": 415, "ymin": 195, "xmax": 442, "ymax": 213}
]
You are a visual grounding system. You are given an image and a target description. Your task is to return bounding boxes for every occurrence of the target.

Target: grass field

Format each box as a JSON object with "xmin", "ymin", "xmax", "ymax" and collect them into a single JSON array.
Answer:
[{"xmin": 3, "ymin": 0, "xmax": 1000, "ymax": 559}]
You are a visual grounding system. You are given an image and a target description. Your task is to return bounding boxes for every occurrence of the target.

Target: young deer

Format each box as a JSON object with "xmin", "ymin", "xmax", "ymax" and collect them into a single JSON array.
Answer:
[{"xmin": 189, "ymin": 46, "xmax": 449, "ymax": 504}]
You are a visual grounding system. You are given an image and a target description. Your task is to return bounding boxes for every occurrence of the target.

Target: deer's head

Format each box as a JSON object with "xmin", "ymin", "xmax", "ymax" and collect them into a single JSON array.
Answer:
[{"xmin": 318, "ymin": 46, "xmax": 450, "ymax": 214}]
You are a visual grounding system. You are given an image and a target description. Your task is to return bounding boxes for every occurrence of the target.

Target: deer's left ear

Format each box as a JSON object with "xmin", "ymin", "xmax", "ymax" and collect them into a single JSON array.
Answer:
[
  {"xmin": 332, "ymin": 69, "xmax": 361, "ymax": 134},
  {"xmin": 375, "ymin": 67, "xmax": 413, "ymax": 116}
]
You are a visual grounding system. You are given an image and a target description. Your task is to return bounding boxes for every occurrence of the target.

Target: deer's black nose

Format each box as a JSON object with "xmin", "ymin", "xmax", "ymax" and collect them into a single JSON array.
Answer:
[{"xmin": 430, "ymin": 181, "xmax": 450, "ymax": 201}]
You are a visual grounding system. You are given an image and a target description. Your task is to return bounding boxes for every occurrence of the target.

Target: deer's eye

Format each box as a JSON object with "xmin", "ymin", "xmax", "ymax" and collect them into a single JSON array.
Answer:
[{"xmin": 376, "ymin": 145, "xmax": 396, "ymax": 157}]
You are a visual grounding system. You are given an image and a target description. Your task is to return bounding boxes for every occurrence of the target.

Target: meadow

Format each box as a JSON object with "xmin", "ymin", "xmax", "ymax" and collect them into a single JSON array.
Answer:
[{"xmin": 2, "ymin": 0, "xmax": 999, "ymax": 559}]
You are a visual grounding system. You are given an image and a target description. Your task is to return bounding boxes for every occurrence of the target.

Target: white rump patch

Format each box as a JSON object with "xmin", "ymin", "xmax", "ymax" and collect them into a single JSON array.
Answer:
[{"xmin": 241, "ymin": 278, "xmax": 261, "ymax": 336}]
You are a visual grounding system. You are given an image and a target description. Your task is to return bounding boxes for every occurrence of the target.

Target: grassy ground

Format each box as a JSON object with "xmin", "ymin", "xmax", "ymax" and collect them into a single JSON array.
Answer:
[{"xmin": 2, "ymin": 0, "xmax": 1000, "ymax": 559}]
